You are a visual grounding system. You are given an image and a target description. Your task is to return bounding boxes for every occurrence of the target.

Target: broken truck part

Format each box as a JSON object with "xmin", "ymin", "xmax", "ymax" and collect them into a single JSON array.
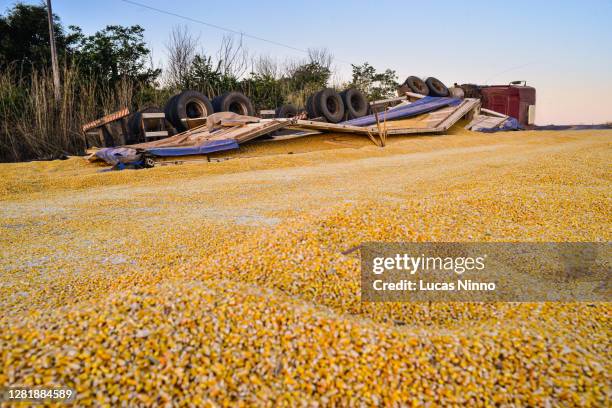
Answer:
[
  {"xmin": 89, "ymin": 94, "xmax": 485, "ymax": 167},
  {"xmin": 82, "ymin": 107, "xmax": 130, "ymax": 148},
  {"xmin": 479, "ymin": 82, "xmax": 536, "ymax": 126},
  {"xmin": 456, "ymin": 81, "xmax": 536, "ymax": 127}
]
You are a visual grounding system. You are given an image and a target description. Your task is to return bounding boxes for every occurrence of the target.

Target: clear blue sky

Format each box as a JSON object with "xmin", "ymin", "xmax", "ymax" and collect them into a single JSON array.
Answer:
[{"xmin": 3, "ymin": 0, "xmax": 611, "ymax": 124}]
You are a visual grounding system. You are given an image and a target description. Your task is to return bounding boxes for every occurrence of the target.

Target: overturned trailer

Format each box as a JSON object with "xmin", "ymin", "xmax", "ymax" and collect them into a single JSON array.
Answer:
[{"xmin": 89, "ymin": 93, "xmax": 488, "ymax": 168}]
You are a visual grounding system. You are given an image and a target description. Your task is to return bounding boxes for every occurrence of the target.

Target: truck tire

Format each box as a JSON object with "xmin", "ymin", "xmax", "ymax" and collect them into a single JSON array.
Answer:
[
  {"xmin": 306, "ymin": 92, "xmax": 322, "ymax": 119},
  {"xmin": 163, "ymin": 94, "xmax": 179, "ymax": 129},
  {"xmin": 425, "ymin": 77, "xmax": 450, "ymax": 97},
  {"xmin": 167, "ymin": 90, "xmax": 213, "ymax": 131},
  {"xmin": 315, "ymin": 88, "xmax": 345, "ymax": 123},
  {"xmin": 305, "ymin": 95, "xmax": 313, "ymax": 118},
  {"xmin": 403, "ymin": 76, "xmax": 429, "ymax": 95},
  {"xmin": 212, "ymin": 91, "xmax": 255, "ymax": 116},
  {"xmin": 275, "ymin": 104, "xmax": 298, "ymax": 118},
  {"xmin": 340, "ymin": 88, "xmax": 368, "ymax": 119},
  {"xmin": 127, "ymin": 106, "xmax": 164, "ymax": 144}
]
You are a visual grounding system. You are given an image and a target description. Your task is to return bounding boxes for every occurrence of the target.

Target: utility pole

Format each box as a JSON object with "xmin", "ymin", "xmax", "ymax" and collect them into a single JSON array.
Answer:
[{"xmin": 46, "ymin": 0, "xmax": 61, "ymax": 103}]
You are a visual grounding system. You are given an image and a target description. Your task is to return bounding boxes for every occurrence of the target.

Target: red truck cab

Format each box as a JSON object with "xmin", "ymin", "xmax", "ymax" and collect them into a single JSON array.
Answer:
[{"xmin": 480, "ymin": 82, "xmax": 536, "ymax": 127}]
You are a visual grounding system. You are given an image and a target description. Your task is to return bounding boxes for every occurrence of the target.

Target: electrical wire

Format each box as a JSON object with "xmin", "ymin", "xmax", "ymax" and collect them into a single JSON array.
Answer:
[{"xmin": 119, "ymin": 0, "xmax": 354, "ymax": 65}]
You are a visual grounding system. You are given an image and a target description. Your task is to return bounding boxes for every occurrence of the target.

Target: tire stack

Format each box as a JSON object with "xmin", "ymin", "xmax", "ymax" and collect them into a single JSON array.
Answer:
[
  {"xmin": 340, "ymin": 88, "xmax": 369, "ymax": 120},
  {"xmin": 399, "ymin": 76, "xmax": 450, "ymax": 97},
  {"xmin": 425, "ymin": 77, "xmax": 450, "ymax": 97},
  {"xmin": 211, "ymin": 91, "xmax": 255, "ymax": 117},
  {"xmin": 306, "ymin": 88, "xmax": 368, "ymax": 122},
  {"xmin": 400, "ymin": 76, "xmax": 430, "ymax": 96},
  {"xmin": 164, "ymin": 90, "xmax": 256, "ymax": 132},
  {"xmin": 164, "ymin": 90, "xmax": 214, "ymax": 132},
  {"xmin": 275, "ymin": 104, "xmax": 298, "ymax": 118}
]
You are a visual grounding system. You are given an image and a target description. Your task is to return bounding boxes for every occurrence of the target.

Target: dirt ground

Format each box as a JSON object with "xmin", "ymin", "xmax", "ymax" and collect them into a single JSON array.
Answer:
[{"xmin": 1, "ymin": 128, "xmax": 610, "ymax": 406}]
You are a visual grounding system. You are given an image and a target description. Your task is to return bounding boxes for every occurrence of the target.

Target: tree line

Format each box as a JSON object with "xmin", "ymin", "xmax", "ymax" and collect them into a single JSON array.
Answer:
[{"xmin": 0, "ymin": 3, "xmax": 399, "ymax": 162}]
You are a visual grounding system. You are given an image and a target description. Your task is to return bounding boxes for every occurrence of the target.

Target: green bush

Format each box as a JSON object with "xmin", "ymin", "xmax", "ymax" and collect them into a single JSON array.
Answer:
[{"xmin": 0, "ymin": 3, "xmax": 401, "ymax": 161}]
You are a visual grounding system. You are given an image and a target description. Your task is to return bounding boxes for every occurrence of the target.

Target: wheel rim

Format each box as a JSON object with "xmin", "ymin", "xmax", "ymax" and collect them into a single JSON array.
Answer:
[
  {"xmin": 326, "ymin": 97, "xmax": 338, "ymax": 114},
  {"xmin": 350, "ymin": 95, "xmax": 362, "ymax": 112},
  {"xmin": 186, "ymin": 100, "xmax": 206, "ymax": 118},
  {"xmin": 228, "ymin": 101, "xmax": 247, "ymax": 115},
  {"xmin": 431, "ymin": 80, "xmax": 444, "ymax": 93}
]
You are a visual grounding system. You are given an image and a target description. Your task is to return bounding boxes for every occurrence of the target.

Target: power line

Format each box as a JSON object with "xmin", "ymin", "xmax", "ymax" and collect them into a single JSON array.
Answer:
[
  {"xmin": 484, "ymin": 61, "xmax": 539, "ymax": 84},
  {"xmin": 120, "ymin": 0, "xmax": 353, "ymax": 65}
]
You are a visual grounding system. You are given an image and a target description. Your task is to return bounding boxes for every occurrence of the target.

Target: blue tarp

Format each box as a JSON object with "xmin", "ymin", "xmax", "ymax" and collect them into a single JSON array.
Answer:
[
  {"xmin": 342, "ymin": 96, "xmax": 461, "ymax": 127},
  {"xmin": 145, "ymin": 139, "xmax": 239, "ymax": 157},
  {"xmin": 94, "ymin": 138, "xmax": 239, "ymax": 169},
  {"xmin": 475, "ymin": 117, "xmax": 523, "ymax": 133},
  {"xmin": 95, "ymin": 147, "xmax": 140, "ymax": 165}
]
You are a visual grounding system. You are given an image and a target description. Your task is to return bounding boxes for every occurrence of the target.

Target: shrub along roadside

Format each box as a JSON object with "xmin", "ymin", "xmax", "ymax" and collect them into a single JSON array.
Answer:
[
  {"xmin": 0, "ymin": 3, "xmax": 399, "ymax": 162},
  {"xmin": 0, "ymin": 64, "xmax": 141, "ymax": 162},
  {"xmin": 0, "ymin": 62, "xmax": 328, "ymax": 162}
]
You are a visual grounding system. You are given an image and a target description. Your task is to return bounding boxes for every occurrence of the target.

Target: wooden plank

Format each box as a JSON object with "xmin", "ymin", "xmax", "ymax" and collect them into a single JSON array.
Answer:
[
  {"xmin": 258, "ymin": 130, "xmax": 323, "ymax": 142},
  {"xmin": 232, "ymin": 120, "xmax": 293, "ymax": 144},
  {"xmin": 190, "ymin": 119, "xmax": 294, "ymax": 145},
  {"xmin": 434, "ymin": 99, "xmax": 481, "ymax": 131},
  {"xmin": 289, "ymin": 120, "xmax": 376, "ymax": 135},
  {"xmin": 480, "ymin": 108, "xmax": 508, "ymax": 119},
  {"xmin": 219, "ymin": 121, "xmax": 247, "ymax": 127},
  {"xmin": 403, "ymin": 91, "xmax": 427, "ymax": 99},
  {"xmin": 423, "ymin": 106, "xmax": 457, "ymax": 121},
  {"xmin": 385, "ymin": 99, "xmax": 480, "ymax": 136},
  {"xmin": 465, "ymin": 115, "xmax": 507, "ymax": 131},
  {"xmin": 370, "ymin": 95, "xmax": 406, "ymax": 106},
  {"xmin": 141, "ymin": 112, "xmax": 166, "ymax": 119},
  {"xmin": 82, "ymin": 107, "xmax": 130, "ymax": 132},
  {"xmin": 181, "ymin": 117, "xmax": 208, "ymax": 129},
  {"xmin": 144, "ymin": 131, "xmax": 169, "ymax": 138},
  {"xmin": 385, "ymin": 127, "xmax": 441, "ymax": 135}
]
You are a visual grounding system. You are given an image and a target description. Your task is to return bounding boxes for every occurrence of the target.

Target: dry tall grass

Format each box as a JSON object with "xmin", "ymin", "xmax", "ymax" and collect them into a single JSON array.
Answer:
[{"xmin": 0, "ymin": 64, "xmax": 136, "ymax": 162}]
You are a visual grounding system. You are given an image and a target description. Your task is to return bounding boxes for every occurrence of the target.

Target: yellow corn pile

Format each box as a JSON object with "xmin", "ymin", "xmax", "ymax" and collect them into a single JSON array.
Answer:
[{"xmin": 1, "ymin": 129, "xmax": 610, "ymax": 406}]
